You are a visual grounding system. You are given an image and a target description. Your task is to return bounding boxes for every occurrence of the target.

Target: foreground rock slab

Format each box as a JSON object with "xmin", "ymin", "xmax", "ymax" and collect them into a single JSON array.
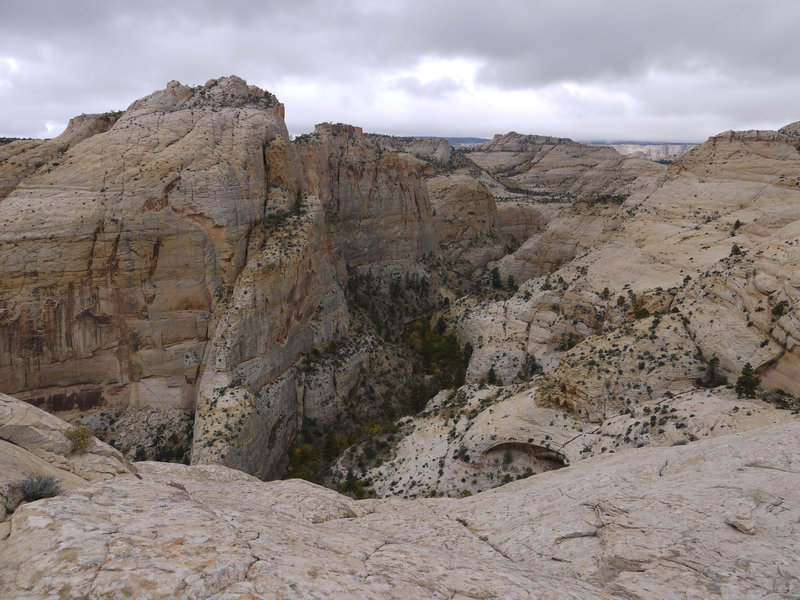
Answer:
[
  {"xmin": 2, "ymin": 420, "xmax": 798, "ymax": 599},
  {"xmin": 0, "ymin": 392, "xmax": 134, "ymax": 521}
]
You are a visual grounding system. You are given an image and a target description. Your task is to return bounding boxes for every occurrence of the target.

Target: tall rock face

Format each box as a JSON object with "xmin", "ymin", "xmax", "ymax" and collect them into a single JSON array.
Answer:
[
  {"xmin": 190, "ymin": 202, "xmax": 349, "ymax": 477},
  {"xmin": 294, "ymin": 123, "xmax": 439, "ymax": 267},
  {"xmin": 0, "ymin": 78, "xmax": 509, "ymax": 479},
  {"xmin": 0, "ymin": 77, "xmax": 290, "ymax": 413}
]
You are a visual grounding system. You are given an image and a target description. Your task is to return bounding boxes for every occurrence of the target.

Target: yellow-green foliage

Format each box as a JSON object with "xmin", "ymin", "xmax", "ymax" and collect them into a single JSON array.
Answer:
[{"xmin": 65, "ymin": 425, "xmax": 92, "ymax": 454}]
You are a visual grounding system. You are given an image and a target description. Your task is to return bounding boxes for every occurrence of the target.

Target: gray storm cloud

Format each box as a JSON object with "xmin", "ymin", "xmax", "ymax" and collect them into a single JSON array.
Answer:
[{"xmin": 1, "ymin": 0, "xmax": 799, "ymax": 141}]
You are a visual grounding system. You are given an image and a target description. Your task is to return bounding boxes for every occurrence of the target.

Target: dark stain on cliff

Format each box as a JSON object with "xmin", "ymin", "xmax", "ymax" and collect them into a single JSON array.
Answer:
[
  {"xmin": 86, "ymin": 225, "xmax": 102, "ymax": 275},
  {"xmin": 25, "ymin": 388, "xmax": 104, "ymax": 412},
  {"xmin": 105, "ymin": 232, "xmax": 121, "ymax": 275},
  {"xmin": 147, "ymin": 238, "xmax": 162, "ymax": 280}
]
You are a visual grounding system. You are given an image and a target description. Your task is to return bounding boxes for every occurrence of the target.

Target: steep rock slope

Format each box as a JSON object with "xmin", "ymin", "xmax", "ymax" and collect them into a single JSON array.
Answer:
[{"xmin": 0, "ymin": 77, "xmax": 291, "ymax": 412}]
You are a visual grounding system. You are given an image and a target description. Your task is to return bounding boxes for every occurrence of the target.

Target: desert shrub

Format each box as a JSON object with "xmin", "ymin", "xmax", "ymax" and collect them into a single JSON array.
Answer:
[
  {"xmin": 133, "ymin": 445, "xmax": 148, "ymax": 461},
  {"xmin": 772, "ymin": 301, "xmax": 788, "ymax": 317},
  {"xmin": 490, "ymin": 267, "xmax": 503, "ymax": 289},
  {"xmin": 19, "ymin": 473, "xmax": 63, "ymax": 502},
  {"xmin": 64, "ymin": 425, "xmax": 92, "ymax": 454}
]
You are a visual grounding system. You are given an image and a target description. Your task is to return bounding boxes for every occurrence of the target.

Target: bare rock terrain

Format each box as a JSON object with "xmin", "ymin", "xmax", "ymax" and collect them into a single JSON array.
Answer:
[{"xmin": 0, "ymin": 396, "xmax": 797, "ymax": 599}]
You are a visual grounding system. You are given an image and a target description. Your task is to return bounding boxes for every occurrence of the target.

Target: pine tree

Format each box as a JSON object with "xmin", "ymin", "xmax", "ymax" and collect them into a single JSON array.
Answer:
[
  {"xmin": 735, "ymin": 362, "xmax": 760, "ymax": 398},
  {"xmin": 491, "ymin": 267, "xmax": 502, "ymax": 289}
]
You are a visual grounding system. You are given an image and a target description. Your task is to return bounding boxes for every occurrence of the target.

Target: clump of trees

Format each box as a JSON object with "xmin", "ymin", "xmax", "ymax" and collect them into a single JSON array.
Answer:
[{"xmin": 697, "ymin": 356, "xmax": 728, "ymax": 388}]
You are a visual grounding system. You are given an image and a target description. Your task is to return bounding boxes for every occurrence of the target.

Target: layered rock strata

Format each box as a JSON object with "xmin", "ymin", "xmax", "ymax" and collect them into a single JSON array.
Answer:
[{"xmin": 0, "ymin": 78, "xmax": 509, "ymax": 478}]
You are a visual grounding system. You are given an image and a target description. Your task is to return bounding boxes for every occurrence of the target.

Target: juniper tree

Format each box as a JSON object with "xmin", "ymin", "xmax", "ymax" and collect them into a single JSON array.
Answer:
[{"xmin": 735, "ymin": 362, "xmax": 760, "ymax": 398}]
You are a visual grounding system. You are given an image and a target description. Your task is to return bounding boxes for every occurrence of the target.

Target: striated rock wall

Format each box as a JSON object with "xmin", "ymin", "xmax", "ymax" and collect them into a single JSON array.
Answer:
[
  {"xmin": 0, "ymin": 77, "xmax": 289, "ymax": 413},
  {"xmin": 190, "ymin": 201, "xmax": 349, "ymax": 477},
  {"xmin": 295, "ymin": 123, "xmax": 439, "ymax": 267}
]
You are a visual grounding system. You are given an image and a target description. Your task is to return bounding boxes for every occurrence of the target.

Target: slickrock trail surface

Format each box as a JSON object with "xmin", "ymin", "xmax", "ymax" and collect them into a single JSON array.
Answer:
[{"xmin": 1, "ymin": 396, "xmax": 797, "ymax": 599}]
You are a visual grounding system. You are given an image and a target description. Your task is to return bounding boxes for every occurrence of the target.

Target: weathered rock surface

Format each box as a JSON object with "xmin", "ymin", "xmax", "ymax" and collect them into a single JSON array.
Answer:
[
  {"xmin": 348, "ymin": 376, "xmax": 798, "ymax": 499},
  {"xmin": 296, "ymin": 123, "xmax": 440, "ymax": 267},
  {"xmin": 454, "ymin": 123, "xmax": 800, "ymax": 415},
  {"xmin": 0, "ymin": 76, "xmax": 289, "ymax": 412},
  {"xmin": 0, "ymin": 392, "xmax": 133, "ymax": 521},
  {"xmin": 0, "ymin": 111, "xmax": 120, "ymax": 200},
  {"xmin": 467, "ymin": 131, "xmax": 664, "ymax": 202},
  {"xmin": 1, "ymin": 415, "xmax": 798, "ymax": 599}
]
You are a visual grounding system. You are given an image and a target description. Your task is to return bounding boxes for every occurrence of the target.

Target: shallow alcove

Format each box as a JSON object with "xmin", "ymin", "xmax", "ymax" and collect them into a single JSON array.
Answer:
[{"xmin": 483, "ymin": 441, "xmax": 568, "ymax": 476}]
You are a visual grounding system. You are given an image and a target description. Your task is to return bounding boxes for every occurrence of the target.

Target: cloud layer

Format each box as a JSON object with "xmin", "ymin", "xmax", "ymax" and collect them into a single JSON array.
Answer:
[{"xmin": 2, "ymin": 0, "xmax": 799, "ymax": 141}]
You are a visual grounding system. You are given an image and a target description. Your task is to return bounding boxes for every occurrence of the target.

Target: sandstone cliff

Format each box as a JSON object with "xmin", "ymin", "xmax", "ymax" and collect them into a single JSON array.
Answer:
[
  {"xmin": 0, "ymin": 77, "xmax": 289, "ymax": 412},
  {"xmin": 467, "ymin": 131, "xmax": 664, "ymax": 202},
  {"xmin": 0, "ymin": 78, "xmax": 511, "ymax": 479}
]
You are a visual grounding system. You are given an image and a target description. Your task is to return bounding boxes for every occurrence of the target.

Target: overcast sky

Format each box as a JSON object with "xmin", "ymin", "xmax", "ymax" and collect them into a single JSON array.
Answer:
[{"xmin": 2, "ymin": 0, "xmax": 799, "ymax": 142}]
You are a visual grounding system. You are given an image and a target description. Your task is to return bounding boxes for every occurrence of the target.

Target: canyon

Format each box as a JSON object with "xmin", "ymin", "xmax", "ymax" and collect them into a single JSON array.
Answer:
[{"xmin": 1, "ymin": 77, "xmax": 799, "ymax": 598}]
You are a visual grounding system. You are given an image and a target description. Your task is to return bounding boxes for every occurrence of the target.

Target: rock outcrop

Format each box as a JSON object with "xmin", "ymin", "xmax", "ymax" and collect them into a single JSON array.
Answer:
[
  {"xmin": 0, "ymin": 111, "xmax": 120, "ymax": 200},
  {"xmin": 0, "ymin": 392, "xmax": 133, "ymax": 522},
  {"xmin": 1, "ymin": 404, "xmax": 797, "ymax": 599},
  {"xmin": 453, "ymin": 122, "xmax": 800, "ymax": 415},
  {"xmin": 0, "ymin": 77, "xmax": 289, "ymax": 412},
  {"xmin": 467, "ymin": 132, "xmax": 664, "ymax": 202}
]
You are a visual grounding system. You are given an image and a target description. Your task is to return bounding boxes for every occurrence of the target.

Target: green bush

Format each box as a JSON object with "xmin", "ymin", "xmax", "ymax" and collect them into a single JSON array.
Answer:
[{"xmin": 64, "ymin": 425, "xmax": 92, "ymax": 454}]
